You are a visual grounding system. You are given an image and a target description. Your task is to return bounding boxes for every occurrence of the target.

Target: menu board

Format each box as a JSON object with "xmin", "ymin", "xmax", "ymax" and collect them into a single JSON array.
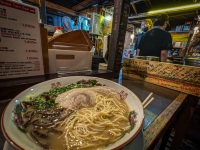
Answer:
[{"xmin": 0, "ymin": 0, "xmax": 44, "ymax": 79}]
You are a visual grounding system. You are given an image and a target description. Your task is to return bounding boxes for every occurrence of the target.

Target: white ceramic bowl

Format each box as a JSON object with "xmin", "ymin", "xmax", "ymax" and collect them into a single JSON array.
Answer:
[{"xmin": 1, "ymin": 76, "xmax": 144, "ymax": 150}]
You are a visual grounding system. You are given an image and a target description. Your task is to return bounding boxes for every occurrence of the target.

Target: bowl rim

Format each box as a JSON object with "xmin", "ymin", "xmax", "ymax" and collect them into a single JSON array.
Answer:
[{"xmin": 1, "ymin": 76, "xmax": 144, "ymax": 150}]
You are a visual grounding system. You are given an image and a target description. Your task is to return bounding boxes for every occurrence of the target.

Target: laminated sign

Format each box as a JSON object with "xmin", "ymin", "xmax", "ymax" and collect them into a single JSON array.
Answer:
[{"xmin": 0, "ymin": 0, "xmax": 44, "ymax": 79}]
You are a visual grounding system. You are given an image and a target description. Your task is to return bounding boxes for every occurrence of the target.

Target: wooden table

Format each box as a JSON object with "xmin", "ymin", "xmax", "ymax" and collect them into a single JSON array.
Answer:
[{"xmin": 0, "ymin": 71, "xmax": 198, "ymax": 150}]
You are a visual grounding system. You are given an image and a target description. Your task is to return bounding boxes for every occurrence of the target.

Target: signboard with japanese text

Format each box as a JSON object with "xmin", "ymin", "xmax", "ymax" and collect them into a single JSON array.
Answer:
[{"xmin": 0, "ymin": 0, "xmax": 44, "ymax": 79}]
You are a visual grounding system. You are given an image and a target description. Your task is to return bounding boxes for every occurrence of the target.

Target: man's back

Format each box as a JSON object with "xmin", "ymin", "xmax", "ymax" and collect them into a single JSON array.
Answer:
[
  {"xmin": 138, "ymin": 28, "xmax": 172, "ymax": 57},
  {"xmin": 134, "ymin": 32, "xmax": 145, "ymax": 51}
]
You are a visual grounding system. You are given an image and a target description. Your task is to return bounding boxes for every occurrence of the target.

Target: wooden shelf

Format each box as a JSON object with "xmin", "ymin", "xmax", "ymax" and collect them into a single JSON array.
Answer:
[
  {"xmin": 173, "ymin": 47, "xmax": 185, "ymax": 49},
  {"xmin": 169, "ymin": 31, "xmax": 190, "ymax": 33}
]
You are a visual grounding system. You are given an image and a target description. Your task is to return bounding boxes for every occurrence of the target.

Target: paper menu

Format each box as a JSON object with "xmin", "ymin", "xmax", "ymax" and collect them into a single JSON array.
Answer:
[{"xmin": 0, "ymin": 0, "xmax": 44, "ymax": 79}]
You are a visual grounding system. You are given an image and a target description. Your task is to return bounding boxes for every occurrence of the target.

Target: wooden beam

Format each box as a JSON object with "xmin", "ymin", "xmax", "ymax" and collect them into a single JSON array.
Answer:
[
  {"xmin": 131, "ymin": 0, "xmax": 145, "ymax": 4},
  {"xmin": 46, "ymin": 1, "xmax": 76, "ymax": 16},
  {"xmin": 72, "ymin": 0, "xmax": 99, "ymax": 11},
  {"xmin": 131, "ymin": 3, "xmax": 138, "ymax": 14},
  {"xmin": 79, "ymin": 6, "xmax": 98, "ymax": 16},
  {"xmin": 108, "ymin": 0, "xmax": 131, "ymax": 74},
  {"xmin": 131, "ymin": 0, "xmax": 152, "ymax": 8},
  {"xmin": 26, "ymin": 0, "xmax": 76, "ymax": 16},
  {"xmin": 72, "ymin": 0, "xmax": 91, "ymax": 11},
  {"xmin": 145, "ymin": 0, "xmax": 152, "ymax": 7},
  {"xmin": 128, "ymin": 20, "xmax": 142, "ymax": 24}
]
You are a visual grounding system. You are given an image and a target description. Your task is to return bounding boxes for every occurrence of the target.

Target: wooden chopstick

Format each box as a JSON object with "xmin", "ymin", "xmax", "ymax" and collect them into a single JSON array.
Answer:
[
  {"xmin": 142, "ymin": 92, "xmax": 153, "ymax": 105},
  {"xmin": 143, "ymin": 97, "xmax": 154, "ymax": 108},
  {"xmin": 142, "ymin": 92, "xmax": 154, "ymax": 108}
]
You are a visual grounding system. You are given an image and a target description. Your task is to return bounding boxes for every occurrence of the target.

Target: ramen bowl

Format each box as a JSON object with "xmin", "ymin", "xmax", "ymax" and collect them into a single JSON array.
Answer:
[{"xmin": 1, "ymin": 76, "xmax": 144, "ymax": 150}]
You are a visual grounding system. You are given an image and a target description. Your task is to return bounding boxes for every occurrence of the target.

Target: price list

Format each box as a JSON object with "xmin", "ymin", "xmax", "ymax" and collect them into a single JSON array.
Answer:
[{"xmin": 0, "ymin": 0, "xmax": 44, "ymax": 79}]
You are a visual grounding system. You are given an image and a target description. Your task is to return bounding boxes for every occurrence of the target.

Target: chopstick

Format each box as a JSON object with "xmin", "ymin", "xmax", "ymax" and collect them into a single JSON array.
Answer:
[
  {"xmin": 143, "ymin": 97, "xmax": 154, "ymax": 108},
  {"xmin": 142, "ymin": 92, "xmax": 154, "ymax": 108}
]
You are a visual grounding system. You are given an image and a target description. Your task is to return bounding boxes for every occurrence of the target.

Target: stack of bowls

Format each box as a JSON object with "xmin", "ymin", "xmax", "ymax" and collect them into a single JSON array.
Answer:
[
  {"xmin": 183, "ymin": 57, "xmax": 200, "ymax": 67},
  {"xmin": 133, "ymin": 56, "xmax": 146, "ymax": 60},
  {"xmin": 145, "ymin": 56, "xmax": 160, "ymax": 61}
]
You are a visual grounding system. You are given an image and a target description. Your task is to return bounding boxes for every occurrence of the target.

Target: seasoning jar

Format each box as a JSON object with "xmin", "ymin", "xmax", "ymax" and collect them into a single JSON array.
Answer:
[{"xmin": 53, "ymin": 26, "xmax": 63, "ymax": 37}]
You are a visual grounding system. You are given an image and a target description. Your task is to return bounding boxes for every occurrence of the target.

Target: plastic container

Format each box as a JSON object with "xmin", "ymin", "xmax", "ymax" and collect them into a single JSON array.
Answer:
[{"xmin": 53, "ymin": 26, "xmax": 63, "ymax": 37}]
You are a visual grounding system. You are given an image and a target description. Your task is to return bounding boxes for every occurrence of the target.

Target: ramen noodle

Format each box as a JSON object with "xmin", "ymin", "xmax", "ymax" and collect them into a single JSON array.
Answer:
[{"xmin": 61, "ymin": 92, "xmax": 130, "ymax": 149}]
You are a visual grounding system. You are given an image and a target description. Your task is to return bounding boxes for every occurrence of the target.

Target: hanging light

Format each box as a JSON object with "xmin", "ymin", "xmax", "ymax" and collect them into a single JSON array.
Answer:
[
  {"xmin": 130, "ymin": 32, "xmax": 135, "ymax": 43},
  {"xmin": 105, "ymin": 15, "xmax": 112, "ymax": 21}
]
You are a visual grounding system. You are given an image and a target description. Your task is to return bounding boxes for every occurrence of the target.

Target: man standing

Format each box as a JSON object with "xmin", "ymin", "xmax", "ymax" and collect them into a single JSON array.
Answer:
[
  {"xmin": 134, "ymin": 19, "xmax": 152, "ymax": 52},
  {"xmin": 137, "ymin": 14, "xmax": 172, "ymax": 62}
]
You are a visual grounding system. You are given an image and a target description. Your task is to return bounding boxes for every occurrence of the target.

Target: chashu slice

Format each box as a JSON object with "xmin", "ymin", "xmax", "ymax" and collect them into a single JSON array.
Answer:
[
  {"xmin": 55, "ymin": 88, "xmax": 96, "ymax": 110},
  {"xmin": 91, "ymin": 86, "xmax": 121, "ymax": 100}
]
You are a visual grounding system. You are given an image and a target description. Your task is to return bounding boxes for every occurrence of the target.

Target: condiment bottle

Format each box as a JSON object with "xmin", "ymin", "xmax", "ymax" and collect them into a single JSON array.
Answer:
[{"xmin": 53, "ymin": 26, "xmax": 63, "ymax": 37}]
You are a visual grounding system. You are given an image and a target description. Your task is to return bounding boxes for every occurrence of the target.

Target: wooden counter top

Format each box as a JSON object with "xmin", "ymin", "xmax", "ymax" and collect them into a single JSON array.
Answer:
[
  {"xmin": 0, "ymin": 73, "xmax": 198, "ymax": 150},
  {"xmin": 0, "ymin": 70, "xmax": 114, "ymax": 100}
]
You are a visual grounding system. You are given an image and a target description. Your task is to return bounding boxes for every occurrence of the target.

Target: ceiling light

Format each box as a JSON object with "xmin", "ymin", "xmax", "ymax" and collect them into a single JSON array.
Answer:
[
  {"xmin": 148, "ymin": 3, "xmax": 200, "ymax": 14},
  {"xmin": 130, "ymin": 33, "xmax": 135, "ymax": 43},
  {"xmin": 105, "ymin": 15, "xmax": 112, "ymax": 21}
]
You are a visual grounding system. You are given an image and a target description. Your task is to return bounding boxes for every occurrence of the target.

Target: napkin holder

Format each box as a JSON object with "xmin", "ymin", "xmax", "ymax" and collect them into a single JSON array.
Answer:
[
  {"xmin": 48, "ymin": 30, "xmax": 93, "ymax": 74},
  {"xmin": 48, "ymin": 49, "xmax": 92, "ymax": 74}
]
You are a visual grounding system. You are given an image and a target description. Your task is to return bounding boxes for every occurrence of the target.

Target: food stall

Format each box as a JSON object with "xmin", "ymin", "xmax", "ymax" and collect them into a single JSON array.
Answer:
[{"xmin": 0, "ymin": 0, "xmax": 200, "ymax": 150}]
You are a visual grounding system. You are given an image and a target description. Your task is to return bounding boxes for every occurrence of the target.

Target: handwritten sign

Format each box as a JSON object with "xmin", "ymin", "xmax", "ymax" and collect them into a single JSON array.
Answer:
[{"xmin": 0, "ymin": 0, "xmax": 44, "ymax": 79}]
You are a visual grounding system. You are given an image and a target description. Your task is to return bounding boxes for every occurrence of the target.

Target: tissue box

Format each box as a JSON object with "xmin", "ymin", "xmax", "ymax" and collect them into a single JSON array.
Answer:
[{"xmin": 48, "ymin": 49, "xmax": 92, "ymax": 73}]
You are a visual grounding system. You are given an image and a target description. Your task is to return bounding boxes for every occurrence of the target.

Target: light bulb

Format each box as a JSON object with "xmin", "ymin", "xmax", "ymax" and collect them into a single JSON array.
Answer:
[{"xmin": 130, "ymin": 33, "xmax": 135, "ymax": 43}]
